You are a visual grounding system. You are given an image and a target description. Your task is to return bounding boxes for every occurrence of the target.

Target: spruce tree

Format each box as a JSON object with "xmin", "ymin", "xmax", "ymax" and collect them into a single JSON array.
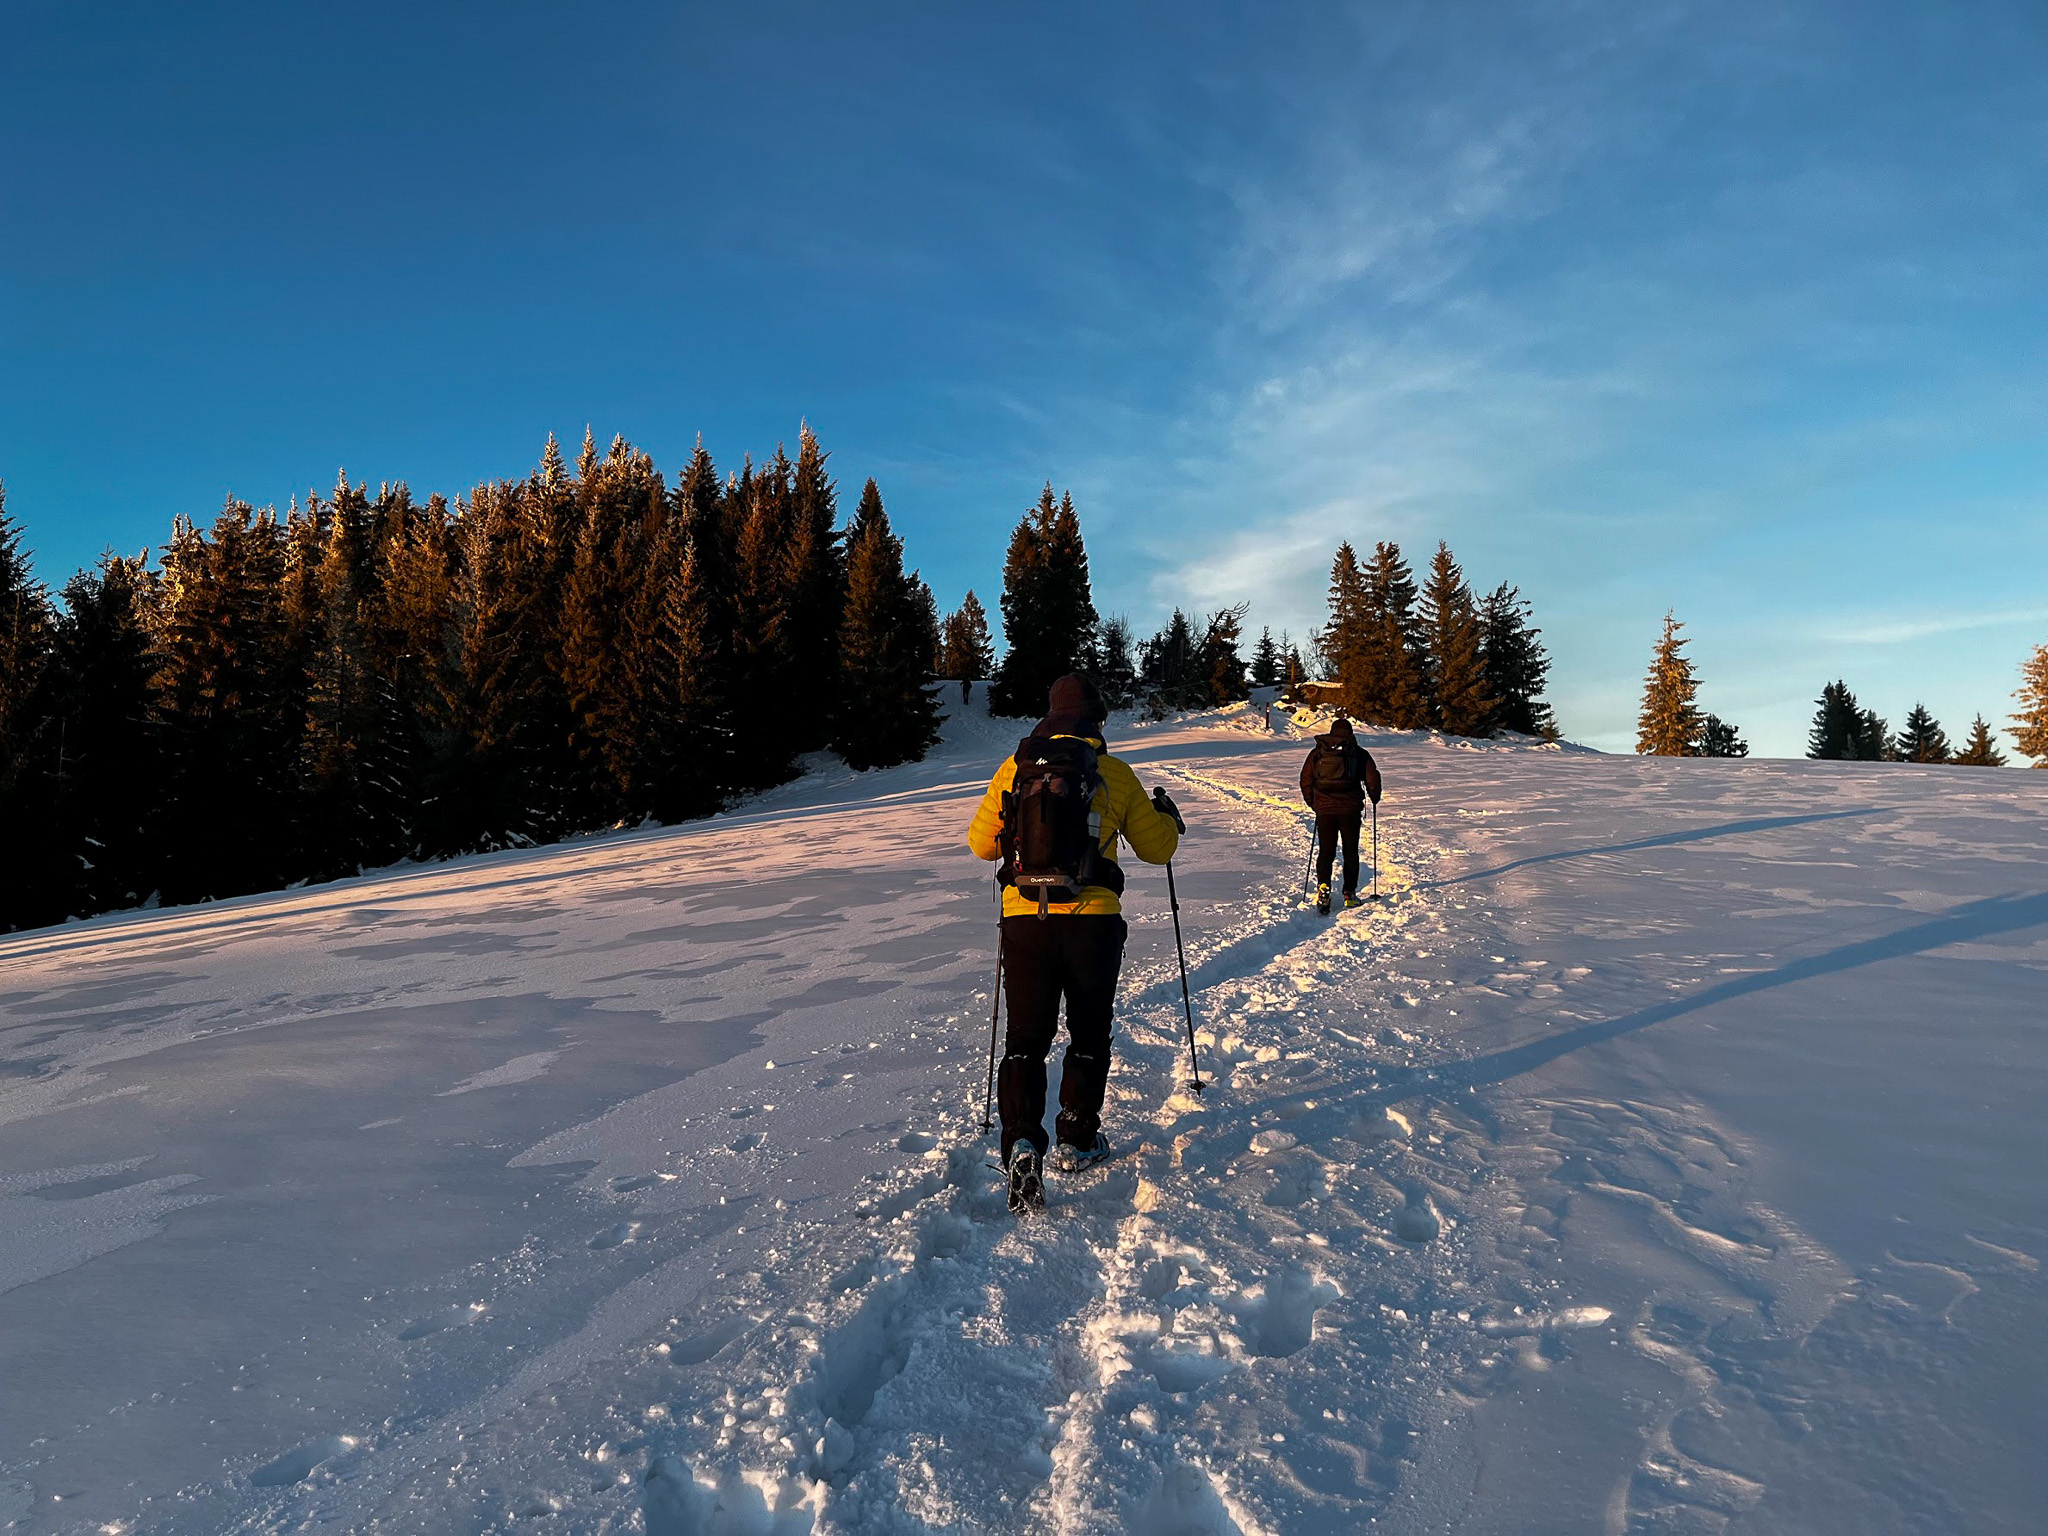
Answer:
[
  {"xmin": 1322, "ymin": 543, "xmax": 1372, "ymax": 719},
  {"xmin": 833, "ymin": 499, "xmax": 941, "ymax": 770},
  {"xmin": 1094, "ymin": 616, "xmax": 1137, "ymax": 709},
  {"xmin": 0, "ymin": 485, "xmax": 61, "ymax": 929},
  {"xmin": 1139, "ymin": 609, "xmax": 1201, "ymax": 716},
  {"xmin": 1895, "ymin": 703, "xmax": 1951, "ymax": 764},
  {"xmin": 1421, "ymin": 542, "xmax": 1493, "ymax": 736},
  {"xmin": 1479, "ymin": 582, "xmax": 1554, "ymax": 736},
  {"xmin": 784, "ymin": 426, "xmax": 844, "ymax": 748},
  {"xmin": 938, "ymin": 591, "xmax": 996, "ymax": 700},
  {"xmin": 1197, "ymin": 604, "xmax": 1251, "ymax": 706},
  {"xmin": 1365, "ymin": 542, "xmax": 1430, "ymax": 728},
  {"xmin": 1636, "ymin": 612, "xmax": 1702, "ymax": 757},
  {"xmin": 2011, "ymin": 643, "xmax": 2048, "ymax": 767},
  {"xmin": 151, "ymin": 501, "xmax": 299, "ymax": 900},
  {"xmin": 1249, "ymin": 627, "xmax": 1280, "ymax": 690},
  {"xmin": 1855, "ymin": 708, "xmax": 1894, "ymax": 763},
  {"xmin": 1954, "ymin": 714, "xmax": 2007, "ymax": 767},
  {"xmin": 1807, "ymin": 681, "xmax": 1862, "ymax": 759},
  {"xmin": 1698, "ymin": 714, "xmax": 1748, "ymax": 757},
  {"xmin": 990, "ymin": 486, "xmax": 1098, "ymax": 717},
  {"xmin": 645, "ymin": 529, "xmax": 732, "ymax": 820},
  {"xmin": 302, "ymin": 479, "xmax": 384, "ymax": 876},
  {"xmin": 1280, "ymin": 634, "xmax": 1308, "ymax": 696},
  {"xmin": 46, "ymin": 553, "xmax": 163, "ymax": 915}
]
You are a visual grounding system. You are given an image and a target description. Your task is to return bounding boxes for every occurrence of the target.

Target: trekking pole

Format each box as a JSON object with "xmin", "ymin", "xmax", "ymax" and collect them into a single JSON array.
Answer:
[
  {"xmin": 1163, "ymin": 858, "xmax": 1207, "ymax": 1095},
  {"xmin": 1370, "ymin": 799, "xmax": 1380, "ymax": 901},
  {"xmin": 980, "ymin": 879, "xmax": 1003, "ymax": 1134},
  {"xmin": 1302, "ymin": 825, "xmax": 1314, "ymax": 901}
]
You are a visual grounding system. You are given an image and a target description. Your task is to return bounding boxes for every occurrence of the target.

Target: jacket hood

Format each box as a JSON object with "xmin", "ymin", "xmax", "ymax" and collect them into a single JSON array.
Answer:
[{"xmin": 1318, "ymin": 718, "xmax": 1358, "ymax": 748}]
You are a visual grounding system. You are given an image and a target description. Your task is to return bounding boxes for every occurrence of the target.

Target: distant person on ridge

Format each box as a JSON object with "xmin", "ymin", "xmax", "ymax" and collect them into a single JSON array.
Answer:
[
  {"xmin": 1301, "ymin": 716, "xmax": 1382, "ymax": 914},
  {"xmin": 968, "ymin": 673, "xmax": 1183, "ymax": 1214}
]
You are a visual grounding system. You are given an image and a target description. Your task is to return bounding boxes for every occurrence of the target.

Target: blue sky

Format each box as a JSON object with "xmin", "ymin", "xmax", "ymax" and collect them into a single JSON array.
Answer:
[{"xmin": 3, "ymin": 0, "xmax": 2042, "ymax": 755}]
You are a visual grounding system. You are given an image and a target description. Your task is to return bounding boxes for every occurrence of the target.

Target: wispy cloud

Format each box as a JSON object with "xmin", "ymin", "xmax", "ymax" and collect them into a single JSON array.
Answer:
[{"xmin": 1819, "ymin": 609, "xmax": 2048, "ymax": 646}]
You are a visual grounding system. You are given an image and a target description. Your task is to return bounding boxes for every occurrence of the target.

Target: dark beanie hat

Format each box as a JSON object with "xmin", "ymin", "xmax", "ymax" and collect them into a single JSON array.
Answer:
[
  {"xmin": 1329, "ymin": 716, "xmax": 1357, "ymax": 741},
  {"xmin": 1047, "ymin": 672, "xmax": 1107, "ymax": 724}
]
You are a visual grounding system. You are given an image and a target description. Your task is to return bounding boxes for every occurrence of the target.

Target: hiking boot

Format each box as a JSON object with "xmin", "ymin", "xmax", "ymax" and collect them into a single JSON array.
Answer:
[
  {"xmin": 1343, "ymin": 892, "xmax": 1363, "ymax": 909},
  {"xmin": 1052, "ymin": 1134, "xmax": 1111, "ymax": 1174},
  {"xmin": 1007, "ymin": 1145, "xmax": 1045, "ymax": 1214},
  {"xmin": 1315, "ymin": 882, "xmax": 1331, "ymax": 915}
]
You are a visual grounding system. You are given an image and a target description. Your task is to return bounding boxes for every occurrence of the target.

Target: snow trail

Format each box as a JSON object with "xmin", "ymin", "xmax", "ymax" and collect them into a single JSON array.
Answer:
[{"xmin": 1, "ymin": 705, "xmax": 2044, "ymax": 1532}]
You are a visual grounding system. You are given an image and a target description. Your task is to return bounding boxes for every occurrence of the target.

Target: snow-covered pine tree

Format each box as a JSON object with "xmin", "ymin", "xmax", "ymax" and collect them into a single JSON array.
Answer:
[
  {"xmin": 1322, "ymin": 543, "xmax": 1371, "ymax": 719},
  {"xmin": 1478, "ymin": 582, "xmax": 1553, "ymax": 736},
  {"xmin": 1895, "ymin": 703, "xmax": 1951, "ymax": 764},
  {"xmin": 1249, "ymin": 627, "xmax": 1280, "ymax": 690},
  {"xmin": 1636, "ymin": 612, "xmax": 1702, "ymax": 757},
  {"xmin": 1366, "ymin": 542, "xmax": 1430, "ymax": 729},
  {"xmin": 990, "ymin": 486, "xmax": 1097, "ymax": 718},
  {"xmin": 1698, "ymin": 714, "xmax": 1748, "ymax": 757},
  {"xmin": 1953, "ymin": 714, "xmax": 2007, "ymax": 767},
  {"xmin": 833, "ymin": 498, "xmax": 941, "ymax": 770},
  {"xmin": 1807, "ymin": 681, "xmax": 1862, "ymax": 759},
  {"xmin": 2011, "ymin": 643, "xmax": 2048, "ymax": 766},
  {"xmin": 1421, "ymin": 542, "xmax": 1493, "ymax": 736}
]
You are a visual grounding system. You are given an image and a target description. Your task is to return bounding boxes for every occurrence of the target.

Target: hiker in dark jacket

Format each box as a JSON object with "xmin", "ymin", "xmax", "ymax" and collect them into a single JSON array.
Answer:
[{"xmin": 1300, "ymin": 716, "xmax": 1382, "ymax": 913}]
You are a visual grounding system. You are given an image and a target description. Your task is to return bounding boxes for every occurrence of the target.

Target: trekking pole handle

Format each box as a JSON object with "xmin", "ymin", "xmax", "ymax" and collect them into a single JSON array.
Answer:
[{"xmin": 1150, "ymin": 786, "xmax": 1186, "ymax": 834}]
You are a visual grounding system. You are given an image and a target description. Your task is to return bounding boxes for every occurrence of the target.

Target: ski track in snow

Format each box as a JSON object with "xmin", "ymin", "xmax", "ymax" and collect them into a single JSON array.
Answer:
[{"xmin": 1, "ymin": 697, "xmax": 2045, "ymax": 1533}]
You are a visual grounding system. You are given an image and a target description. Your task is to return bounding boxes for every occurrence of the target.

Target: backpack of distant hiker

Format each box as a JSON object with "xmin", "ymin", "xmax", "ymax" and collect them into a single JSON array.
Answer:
[
  {"xmin": 1000, "ymin": 735, "xmax": 1124, "ymax": 916},
  {"xmin": 1314, "ymin": 746, "xmax": 1360, "ymax": 794}
]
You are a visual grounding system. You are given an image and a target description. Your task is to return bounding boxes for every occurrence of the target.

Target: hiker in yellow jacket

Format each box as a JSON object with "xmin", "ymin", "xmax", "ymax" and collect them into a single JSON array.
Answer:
[{"xmin": 968, "ymin": 673, "xmax": 1182, "ymax": 1212}]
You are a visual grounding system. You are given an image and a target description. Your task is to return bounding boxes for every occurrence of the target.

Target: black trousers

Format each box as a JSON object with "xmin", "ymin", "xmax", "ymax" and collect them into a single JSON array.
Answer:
[
  {"xmin": 997, "ymin": 914, "xmax": 1127, "ymax": 1159},
  {"xmin": 1316, "ymin": 810, "xmax": 1362, "ymax": 894}
]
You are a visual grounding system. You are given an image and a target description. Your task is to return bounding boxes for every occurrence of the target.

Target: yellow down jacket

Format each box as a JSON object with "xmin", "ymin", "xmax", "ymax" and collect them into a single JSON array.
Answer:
[{"xmin": 967, "ymin": 734, "xmax": 1180, "ymax": 918}]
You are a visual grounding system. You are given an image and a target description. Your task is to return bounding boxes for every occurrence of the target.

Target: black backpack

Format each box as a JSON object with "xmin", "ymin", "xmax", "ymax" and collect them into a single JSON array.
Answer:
[
  {"xmin": 1000, "ymin": 735, "xmax": 1125, "ymax": 916},
  {"xmin": 1314, "ymin": 745, "xmax": 1359, "ymax": 791}
]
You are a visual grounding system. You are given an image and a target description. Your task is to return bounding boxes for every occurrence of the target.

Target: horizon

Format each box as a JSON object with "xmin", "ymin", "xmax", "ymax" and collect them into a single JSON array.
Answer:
[{"xmin": 4, "ymin": 1, "xmax": 2042, "ymax": 757}]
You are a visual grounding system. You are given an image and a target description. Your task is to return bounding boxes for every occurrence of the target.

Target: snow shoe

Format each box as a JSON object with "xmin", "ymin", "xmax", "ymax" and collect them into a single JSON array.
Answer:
[
  {"xmin": 1006, "ymin": 1145, "xmax": 1045, "ymax": 1214},
  {"xmin": 1052, "ymin": 1134, "xmax": 1112, "ymax": 1174},
  {"xmin": 1343, "ymin": 892, "xmax": 1363, "ymax": 909},
  {"xmin": 1315, "ymin": 882, "xmax": 1332, "ymax": 915}
]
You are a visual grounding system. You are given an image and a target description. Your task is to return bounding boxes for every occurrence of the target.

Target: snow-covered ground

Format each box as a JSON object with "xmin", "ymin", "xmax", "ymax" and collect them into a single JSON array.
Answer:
[{"xmin": 3, "ymin": 696, "xmax": 2044, "ymax": 1535}]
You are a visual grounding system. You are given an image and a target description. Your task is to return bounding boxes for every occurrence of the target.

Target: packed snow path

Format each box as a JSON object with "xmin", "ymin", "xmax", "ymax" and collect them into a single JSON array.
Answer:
[{"xmin": 2, "ymin": 703, "xmax": 2044, "ymax": 1534}]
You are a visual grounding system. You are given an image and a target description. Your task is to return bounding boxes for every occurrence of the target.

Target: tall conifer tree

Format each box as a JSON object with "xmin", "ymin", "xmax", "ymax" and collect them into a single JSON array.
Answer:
[
  {"xmin": 1896, "ymin": 703, "xmax": 1951, "ymax": 764},
  {"xmin": 1365, "ymin": 542, "xmax": 1429, "ymax": 728},
  {"xmin": 1479, "ymin": 582, "xmax": 1553, "ymax": 736},
  {"xmin": 1421, "ymin": 542, "xmax": 1493, "ymax": 736},
  {"xmin": 0, "ymin": 485, "xmax": 61, "ymax": 929},
  {"xmin": 834, "ymin": 498, "xmax": 941, "ymax": 770},
  {"xmin": 938, "ymin": 591, "xmax": 996, "ymax": 697},
  {"xmin": 2011, "ymin": 643, "xmax": 2048, "ymax": 766},
  {"xmin": 1807, "ymin": 681, "xmax": 1862, "ymax": 759},
  {"xmin": 1249, "ymin": 627, "xmax": 1280, "ymax": 690},
  {"xmin": 1636, "ymin": 612, "xmax": 1702, "ymax": 757},
  {"xmin": 1322, "ymin": 543, "xmax": 1371, "ymax": 718},
  {"xmin": 990, "ymin": 486, "xmax": 1097, "ymax": 717}
]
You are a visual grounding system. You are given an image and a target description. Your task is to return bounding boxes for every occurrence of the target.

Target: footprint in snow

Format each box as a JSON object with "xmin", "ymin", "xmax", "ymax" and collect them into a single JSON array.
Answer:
[
  {"xmin": 397, "ymin": 1301, "xmax": 488, "ymax": 1340},
  {"xmin": 590, "ymin": 1222, "xmax": 640, "ymax": 1250},
  {"xmin": 250, "ymin": 1435, "xmax": 355, "ymax": 1487},
  {"xmin": 729, "ymin": 1133, "xmax": 765, "ymax": 1154},
  {"xmin": 1394, "ymin": 1194, "xmax": 1441, "ymax": 1244},
  {"xmin": 897, "ymin": 1131, "xmax": 937, "ymax": 1154}
]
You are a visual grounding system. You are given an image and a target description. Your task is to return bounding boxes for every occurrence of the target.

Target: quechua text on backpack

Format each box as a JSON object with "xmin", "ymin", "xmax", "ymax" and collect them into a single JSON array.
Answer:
[{"xmin": 1000, "ymin": 735, "xmax": 1125, "ymax": 917}]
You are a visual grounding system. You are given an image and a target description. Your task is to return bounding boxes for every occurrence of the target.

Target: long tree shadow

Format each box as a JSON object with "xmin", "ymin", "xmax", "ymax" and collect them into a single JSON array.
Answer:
[
  {"xmin": 1178, "ymin": 890, "xmax": 2048, "ymax": 1167},
  {"xmin": 1427, "ymin": 808, "xmax": 1888, "ymax": 890},
  {"xmin": 1446, "ymin": 888, "xmax": 2048, "ymax": 1091}
]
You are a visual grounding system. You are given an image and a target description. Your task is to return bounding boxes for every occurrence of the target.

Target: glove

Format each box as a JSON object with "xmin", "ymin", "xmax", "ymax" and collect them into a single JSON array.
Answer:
[{"xmin": 1151, "ymin": 787, "xmax": 1186, "ymax": 833}]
